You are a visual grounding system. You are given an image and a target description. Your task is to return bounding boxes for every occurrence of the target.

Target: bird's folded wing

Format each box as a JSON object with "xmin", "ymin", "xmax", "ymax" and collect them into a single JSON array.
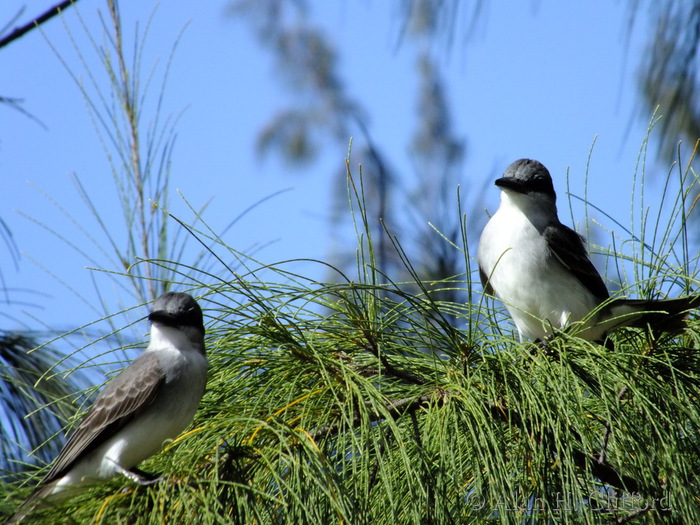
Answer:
[
  {"xmin": 479, "ymin": 266, "xmax": 495, "ymax": 296},
  {"xmin": 543, "ymin": 223, "xmax": 610, "ymax": 300},
  {"xmin": 41, "ymin": 351, "xmax": 165, "ymax": 484}
]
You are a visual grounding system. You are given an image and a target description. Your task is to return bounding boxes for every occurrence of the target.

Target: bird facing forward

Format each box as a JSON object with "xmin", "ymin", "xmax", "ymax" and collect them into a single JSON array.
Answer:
[{"xmin": 477, "ymin": 158, "xmax": 698, "ymax": 342}]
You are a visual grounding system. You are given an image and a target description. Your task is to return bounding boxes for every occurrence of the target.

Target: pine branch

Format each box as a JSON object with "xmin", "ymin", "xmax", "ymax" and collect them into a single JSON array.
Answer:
[
  {"xmin": 486, "ymin": 398, "xmax": 642, "ymax": 494},
  {"xmin": 359, "ymin": 330, "xmax": 426, "ymax": 385},
  {"xmin": 0, "ymin": 0, "xmax": 80, "ymax": 49},
  {"xmin": 306, "ymin": 385, "xmax": 644, "ymax": 497}
]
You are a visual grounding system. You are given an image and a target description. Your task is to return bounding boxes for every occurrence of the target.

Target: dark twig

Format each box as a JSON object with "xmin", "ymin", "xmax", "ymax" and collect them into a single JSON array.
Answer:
[
  {"xmin": 573, "ymin": 450, "xmax": 640, "ymax": 494},
  {"xmin": 360, "ymin": 329, "xmax": 426, "ymax": 385},
  {"xmin": 485, "ymin": 400, "xmax": 641, "ymax": 494},
  {"xmin": 0, "ymin": 96, "xmax": 48, "ymax": 129},
  {"xmin": 0, "ymin": 0, "xmax": 80, "ymax": 49},
  {"xmin": 599, "ymin": 384, "xmax": 629, "ymax": 464}
]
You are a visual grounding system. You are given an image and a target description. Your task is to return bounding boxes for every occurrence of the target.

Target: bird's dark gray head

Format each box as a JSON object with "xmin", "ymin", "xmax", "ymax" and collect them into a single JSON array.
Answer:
[
  {"xmin": 149, "ymin": 292, "xmax": 205, "ymax": 333},
  {"xmin": 495, "ymin": 159, "xmax": 556, "ymax": 198}
]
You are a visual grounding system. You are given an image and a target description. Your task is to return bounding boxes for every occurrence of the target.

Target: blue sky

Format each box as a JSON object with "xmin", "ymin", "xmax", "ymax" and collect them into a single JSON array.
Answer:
[{"xmin": 0, "ymin": 2, "xmax": 685, "ymax": 340}]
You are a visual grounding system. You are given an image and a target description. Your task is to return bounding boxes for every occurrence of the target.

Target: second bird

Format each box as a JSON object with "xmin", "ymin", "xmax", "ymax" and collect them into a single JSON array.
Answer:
[
  {"xmin": 477, "ymin": 158, "xmax": 698, "ymax": 342},
  {"xmin": 9, "ymin": 291, "xmax": 208, "ymax": 523}
]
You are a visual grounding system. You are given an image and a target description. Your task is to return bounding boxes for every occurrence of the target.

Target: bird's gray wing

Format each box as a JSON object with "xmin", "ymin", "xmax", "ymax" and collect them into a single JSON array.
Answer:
[
  {"xmin": 543, "ymin": 223, "xmax": 610, "ymax": 300},
  {"xmin": 479, "ymin": 265, "xmax": 495, "ymax": 296},
  {"xmin": 42, "ymin": 351, "xmax": 164, "ymax": 484}
]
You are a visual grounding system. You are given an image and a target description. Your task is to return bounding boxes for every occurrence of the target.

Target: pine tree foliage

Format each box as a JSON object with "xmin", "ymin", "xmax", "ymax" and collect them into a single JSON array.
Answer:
[
  {"xmin": 4, "ymin": 157, "xmax": 700, "ymax": 524},
  {"xmin": 0, "ymin": 332, "xmax": 92, "ymax": 483}
]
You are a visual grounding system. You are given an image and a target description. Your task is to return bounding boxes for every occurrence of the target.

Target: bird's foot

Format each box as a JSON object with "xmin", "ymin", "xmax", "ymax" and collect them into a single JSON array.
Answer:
[
  {"xmin": 128, "ymin": 467, "xmax": 163, "ymax": 485},
  {"xmin": 111, "ymin": 462, "xmax": 163, "ymax": 486},
  {"xmin": 532, "ymin": 335, "xmax": 558, "ymax": 356}
]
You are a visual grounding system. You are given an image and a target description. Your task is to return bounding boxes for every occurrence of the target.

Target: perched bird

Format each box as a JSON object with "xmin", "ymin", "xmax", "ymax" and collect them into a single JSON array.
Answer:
[
  {"xmin": 477, "ymin": 158, "xmax": 698, "ymax": 342},
  {"xmin": 10, "ymin": 292, "xmax": 208, "ymax": 523}
]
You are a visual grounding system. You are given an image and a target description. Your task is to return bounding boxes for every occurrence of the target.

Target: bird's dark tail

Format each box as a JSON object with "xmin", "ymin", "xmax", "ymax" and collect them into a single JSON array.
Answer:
[{"xmin": 607, "ymin": 295, "xmax": 700, "ymax": 336}]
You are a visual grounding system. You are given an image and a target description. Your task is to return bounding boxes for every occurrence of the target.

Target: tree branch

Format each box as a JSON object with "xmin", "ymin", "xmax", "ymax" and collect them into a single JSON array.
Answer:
[
  {"xmin": 359, "ymin": 329, "xmax": 426, "ymax": 385},
  {"xmin": 485, "ymin": 399, "xmax": 641, "ymax": 494},
  {"xmin": 0, "ymin": 0, "xmax": 80, "ymax": 49}
]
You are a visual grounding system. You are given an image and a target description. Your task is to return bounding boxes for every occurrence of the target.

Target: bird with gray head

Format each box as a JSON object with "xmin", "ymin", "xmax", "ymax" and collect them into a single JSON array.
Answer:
[
  {"xmin": 8, "ymin": 292, "xmax": 208, "ymax": 523},
  {"xmin": 477, "ymin": 158, "xmax": 699, "ymax": 343}
]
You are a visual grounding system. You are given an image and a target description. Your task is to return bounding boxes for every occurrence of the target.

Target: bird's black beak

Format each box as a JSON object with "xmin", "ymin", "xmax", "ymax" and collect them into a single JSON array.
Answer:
[
  {"xmin": 495, "ymin": 177, "xmax": 528, "ymax": 194},
  {"xmin": 149, "ymin": 307, "xmax": 205, "ymax": 332},
  {"xmin": 148, "ymin": 310, "xmax": 178, "ymax": 327}
]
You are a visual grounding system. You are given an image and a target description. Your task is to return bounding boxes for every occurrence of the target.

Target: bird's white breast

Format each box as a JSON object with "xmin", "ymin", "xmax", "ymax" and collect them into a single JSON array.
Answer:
[{"xmin": 479, "ymin": 194, "xmax": 598, "ymax": 340}]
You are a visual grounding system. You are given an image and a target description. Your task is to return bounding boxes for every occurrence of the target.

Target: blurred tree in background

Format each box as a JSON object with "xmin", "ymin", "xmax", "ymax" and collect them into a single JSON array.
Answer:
[
  {"xmin": 231, "ymin": 0, "xmax": 482, "ymax": 308},
  {"xmin": 633, "ymin": 0, "xmax": 700, "ymax": 159}
]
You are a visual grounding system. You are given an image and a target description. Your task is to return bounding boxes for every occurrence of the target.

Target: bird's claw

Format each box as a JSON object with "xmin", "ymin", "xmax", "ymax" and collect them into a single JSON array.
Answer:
[
  {"xmin": 531, "ymin": 335, "xmax": 558, "ymax": 356},
  {"xmin": 111, "ymin": 461, "xmax": 163, "ymax": 486}
]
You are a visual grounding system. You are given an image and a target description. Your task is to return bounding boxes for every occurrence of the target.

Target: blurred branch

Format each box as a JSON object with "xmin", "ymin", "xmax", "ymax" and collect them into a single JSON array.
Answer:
[
  {"xmin": 0, "ymin": 331, "xmax": 91, "ymax": 482},
  {"xmin": 0, "ymin": 96, "xmax": 48, "ymax": 130},
  {"xmin": 634, "ymin": 1, "xmax": 700, "ymax": 159},
  {"xmin": 0, "ymin": 0, "xmax": 80, "ymax": 49}
]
